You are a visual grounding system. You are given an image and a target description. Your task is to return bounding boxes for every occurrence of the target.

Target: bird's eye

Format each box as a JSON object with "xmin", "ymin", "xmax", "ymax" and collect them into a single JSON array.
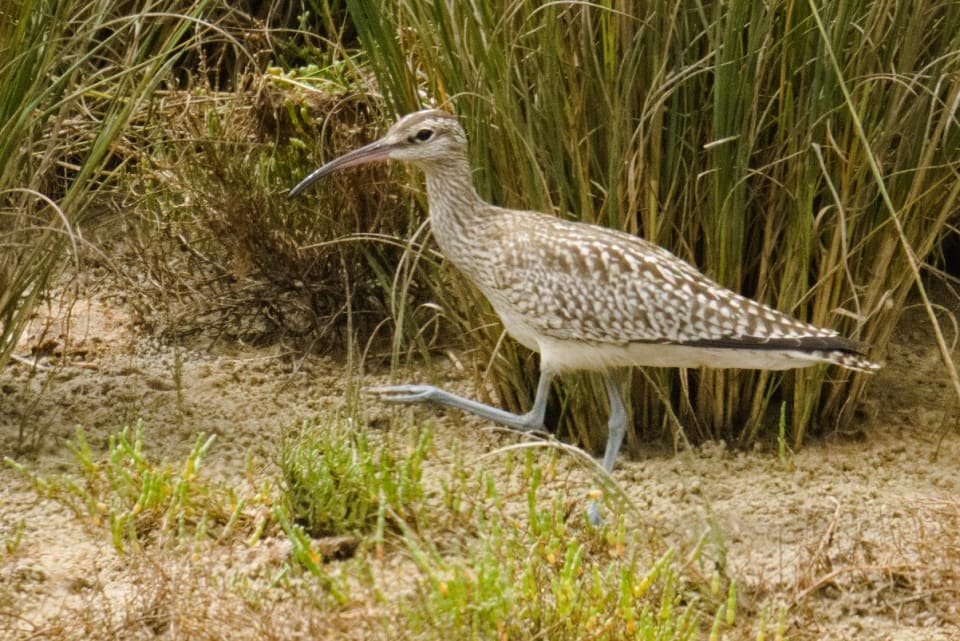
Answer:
[{"xmin": 414, "ymin": 129, "xmax": 433, "ymax": 142}]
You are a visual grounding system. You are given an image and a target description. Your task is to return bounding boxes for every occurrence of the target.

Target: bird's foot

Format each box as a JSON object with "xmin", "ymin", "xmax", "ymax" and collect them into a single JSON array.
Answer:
[
  {"xmin": 365, "ymin": 383, "xmax": 546, "ymax": 433},
  {"xmin": 365, "ymin": 384, "xmax": 442, "ymax": 404},
  {"xmin": 587, "ymin": 501, "xmax": 603, "ymax": 526},
  {"xmin": 586, "ymin": 488, "xmax": 606, "ymax": 527}
]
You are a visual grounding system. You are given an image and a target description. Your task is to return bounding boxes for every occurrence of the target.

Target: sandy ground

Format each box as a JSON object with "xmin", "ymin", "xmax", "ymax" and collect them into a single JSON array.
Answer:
[{"xmin": 1, "ymin": 266, "xmax": 958, "ymax": 640}]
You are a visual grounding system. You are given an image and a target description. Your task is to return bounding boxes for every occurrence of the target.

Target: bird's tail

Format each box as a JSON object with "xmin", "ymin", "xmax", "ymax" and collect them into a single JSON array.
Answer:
[{"xmin": 817, "ymin": 349, "xmax": 882, "ymax": 373}]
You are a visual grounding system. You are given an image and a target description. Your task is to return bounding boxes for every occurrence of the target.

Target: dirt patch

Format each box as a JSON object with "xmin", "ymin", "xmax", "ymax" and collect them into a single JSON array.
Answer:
[{"xmin": 2, "ymin": 266, "xmax": 959, "ymax": 639}]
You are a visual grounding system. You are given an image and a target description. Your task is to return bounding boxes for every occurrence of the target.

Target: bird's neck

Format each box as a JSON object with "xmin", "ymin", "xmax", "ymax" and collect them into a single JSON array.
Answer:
[{"xmin": 420, "ymin": 155, "xmax": 488, "ymax": 257}]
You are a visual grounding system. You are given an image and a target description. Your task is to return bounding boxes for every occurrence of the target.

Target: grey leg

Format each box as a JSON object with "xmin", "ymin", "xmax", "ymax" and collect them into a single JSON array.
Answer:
[
  {"xmin": 588, "ymin": 372, "xmax": 629, "ymax": 525},
  {"xmin": 367, "ymin": 369, "xmax": 553, "ymax": 432},
  {"xmin": 370, "ymin": 370, "xmax": 626, "ymax": 527},
  {"xmin": 600, "ymin": 373, "xmax": 628, "ymax": 473}
]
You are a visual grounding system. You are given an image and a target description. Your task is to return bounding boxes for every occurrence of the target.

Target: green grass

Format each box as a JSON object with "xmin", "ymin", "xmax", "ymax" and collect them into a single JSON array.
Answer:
[
  {"xmin": 393, "ymin": 446, "xmax": 738, "ymax": 640},
  {"xmin": 5, "ymin": 421, "xmax": 274, "ymax": 553},
  {"xmin": 278, "ymin": 416, "xmax": 432, "ymax": 539},
  {"xmin": 5, "ymin": 413, "xmax": 767, "ymax": 640},
  {"xmin": 1, "ymin": 520, "xmax": 25, "ymax": 558},
  {"xmin": 5, "ymin": 410, "xmax": 740, "ymax": 637},
  {"xmin": 276, "ymin": 409, "xmax": 739, "ymax": 639}
]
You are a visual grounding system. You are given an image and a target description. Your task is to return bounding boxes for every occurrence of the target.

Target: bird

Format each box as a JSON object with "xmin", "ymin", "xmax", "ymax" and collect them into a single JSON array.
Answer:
[{"xmin": 290, "ymin": 108, "xmax": 880, "ymax": 523}]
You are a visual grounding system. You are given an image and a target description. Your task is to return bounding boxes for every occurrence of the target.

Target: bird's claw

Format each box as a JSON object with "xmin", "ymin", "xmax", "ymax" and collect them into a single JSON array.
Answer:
[{"xmin": 364, "ymin": 384, "xmax": 439, "ymax": 403}]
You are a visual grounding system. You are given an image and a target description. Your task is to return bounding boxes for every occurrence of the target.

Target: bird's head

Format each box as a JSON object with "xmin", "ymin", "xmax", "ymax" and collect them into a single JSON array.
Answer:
[{"xmin": 289, "ymin": 109, "xmax": 467, "ymax": 196}]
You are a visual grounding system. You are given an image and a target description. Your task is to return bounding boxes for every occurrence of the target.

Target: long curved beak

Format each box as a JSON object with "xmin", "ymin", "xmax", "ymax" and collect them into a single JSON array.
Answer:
[{"xmin": 288, "ymin": 138, "xmax": 394, "ymax": 197}]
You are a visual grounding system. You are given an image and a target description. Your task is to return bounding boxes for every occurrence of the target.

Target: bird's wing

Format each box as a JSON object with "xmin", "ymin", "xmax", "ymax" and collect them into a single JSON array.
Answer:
[{"xmin": 481, "ymin": 211, "xmax": 849, "ymax": 349}]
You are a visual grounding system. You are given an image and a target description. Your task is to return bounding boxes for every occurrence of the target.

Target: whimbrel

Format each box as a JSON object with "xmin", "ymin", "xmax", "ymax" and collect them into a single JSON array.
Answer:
[{"xmin": 290, "ymin": 109, "xmax": 880, "ymax": 522}]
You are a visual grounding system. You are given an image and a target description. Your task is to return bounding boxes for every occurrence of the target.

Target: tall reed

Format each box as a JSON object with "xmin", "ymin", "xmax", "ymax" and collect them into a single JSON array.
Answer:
[
  {"xmin": 345, "ymin": 0, "xmax": 960, "ymax": 449},
  {"xmin": 0, "ymin": 0, "xmax": 211, "ymax": 371}
]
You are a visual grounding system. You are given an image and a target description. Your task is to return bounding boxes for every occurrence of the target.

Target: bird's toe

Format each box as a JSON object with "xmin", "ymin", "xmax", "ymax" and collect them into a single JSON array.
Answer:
[{"xmin": 364, "ymin": 384, "xmax": 437, "ymax": 403}]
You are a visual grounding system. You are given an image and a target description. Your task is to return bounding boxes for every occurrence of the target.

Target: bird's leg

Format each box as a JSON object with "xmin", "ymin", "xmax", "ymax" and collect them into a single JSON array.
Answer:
[
  {"xmin": 588, "ymin": 372, "xmax": 629, "ymax": 525},
  {"xmin": 600, "ymin": 373, "xmax": 628, "ymax": 474},
  {"xmin": 369, "ymin": 371, "xmax": 626, "ymax": 526},
  {"xmin": 366, "ymin": 370, "xmax": 553, "ymax": 433}
]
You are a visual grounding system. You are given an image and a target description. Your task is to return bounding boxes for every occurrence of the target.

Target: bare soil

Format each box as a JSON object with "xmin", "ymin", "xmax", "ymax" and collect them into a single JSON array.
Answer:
[{"xmin": 1, "ymin": 263, "xmax": 958, "ymax": 640}]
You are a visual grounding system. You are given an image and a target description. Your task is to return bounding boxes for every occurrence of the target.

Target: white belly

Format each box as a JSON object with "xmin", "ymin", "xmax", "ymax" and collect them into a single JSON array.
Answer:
[{"xmin": 535, "ymin": 336, "xmax": 829, "ymax": 373}]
